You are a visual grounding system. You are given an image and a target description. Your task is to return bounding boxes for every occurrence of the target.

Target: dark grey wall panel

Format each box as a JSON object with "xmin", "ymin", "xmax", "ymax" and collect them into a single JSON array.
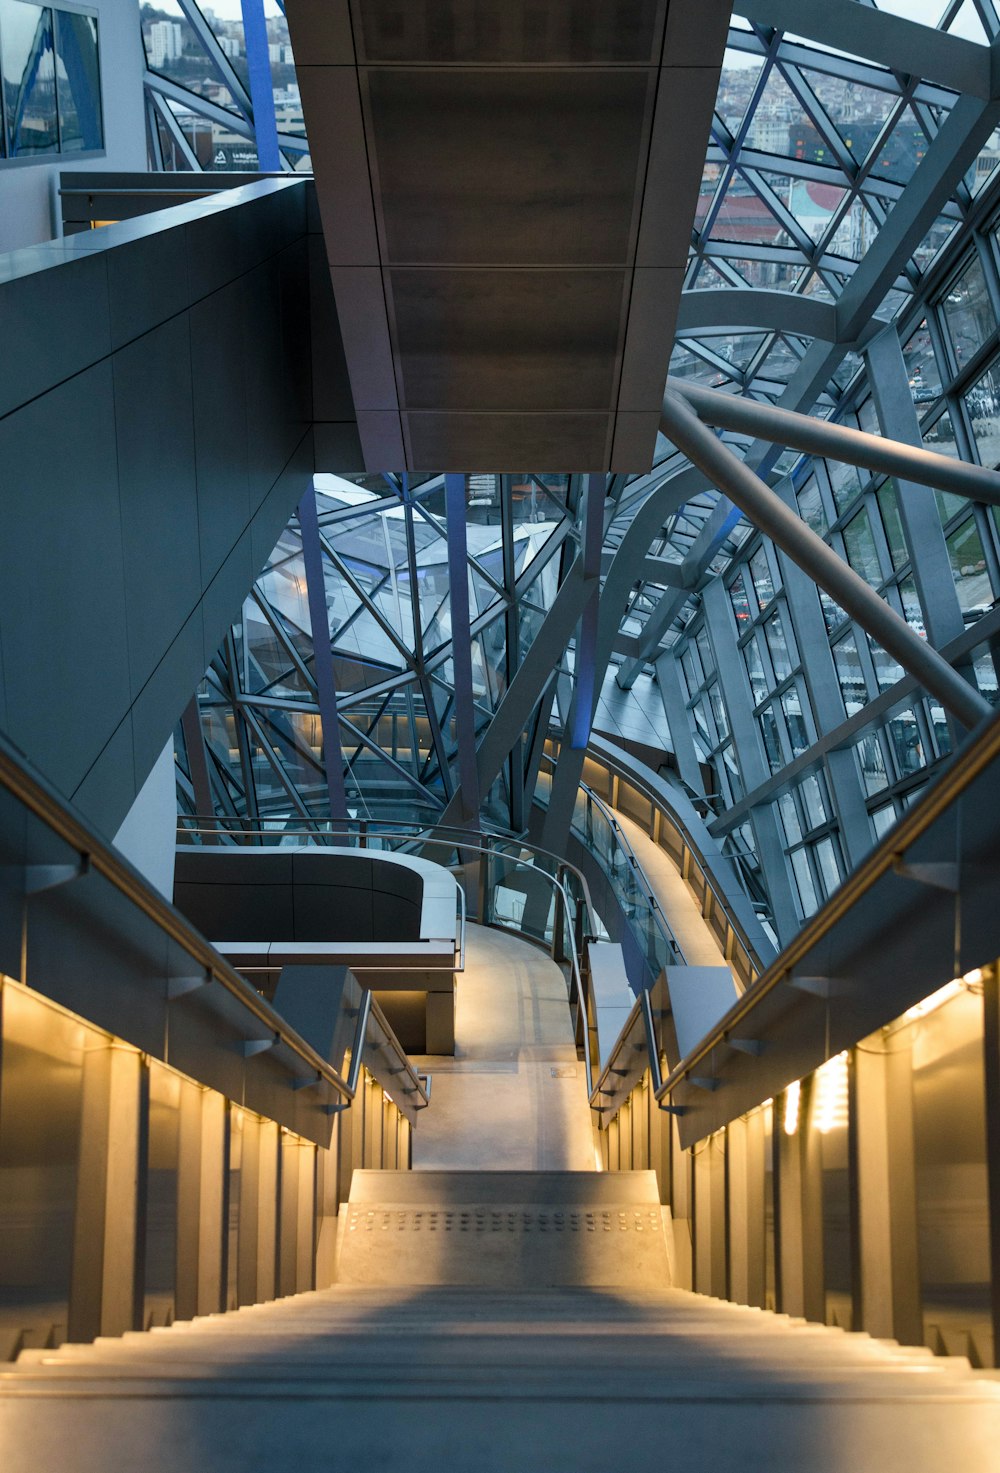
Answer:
[
  {"xmin": 189, "ymin": 278, "xmax": 251, "ymax": 584},
  {"xmin": 130, "ymin": 608, "xmax": 204, "ymax": 784},
  {"xmin": 0, "ymin": 362, "xmax": 131, "ymax": 796},
  {"xmin": 114, "ymin": 315, "xmax": 202, "ymax": 685},
  {"xmin": 0, "ymin": 179, "xmax": 357, "ymax": 839},
  {"xmin": 0, "ymin": 249, "xmax": 111, "ymax": 421}
]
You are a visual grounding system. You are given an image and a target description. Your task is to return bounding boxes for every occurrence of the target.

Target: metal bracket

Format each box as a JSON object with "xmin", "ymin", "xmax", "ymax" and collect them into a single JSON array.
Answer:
[
  {"xmin": 240, "ymin": 1033, "xmax": 278, "ymax": 1057},
  {"xmin": 893, "ymin": 858, "xmax": 959, "ymax": 892},
  {"xmin": 291, "ymin": 1071, "xmax": 323, "ymax": 1092},
  {"xmin": 728, "ymin": 1037, "xmax": 764, "ymax": 1055},
  {"xmin": 167, "ymin": 970, "xmax": 212, "ymax": 1000},
  {"xmin": 787, "ymin": 974, "xmax": 845, "ymax": 998},
  {"xmin": 20, "ymin": 856, "xmax": 90, "ymax": 895},
  {"xmin": 689, "ymin": 1076, "xmax": 721, "ymax": 1092}
]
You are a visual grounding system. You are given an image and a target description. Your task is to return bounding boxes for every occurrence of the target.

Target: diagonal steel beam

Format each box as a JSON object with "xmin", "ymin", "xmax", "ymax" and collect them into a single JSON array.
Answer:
[
  {"xmin": 672, "ymin": 377, "xmax": 1000, "ymax": 506},
  {"xmin": 616, "ymin": 493, "xmax": 744, "ymax": 687},
  {"xmin": 661, "ymin": 388, "xmax": 991, "ymax": 731},
  {"xmin": 736, "ymin": 0, "xmax": 993, "ymax": 99}
]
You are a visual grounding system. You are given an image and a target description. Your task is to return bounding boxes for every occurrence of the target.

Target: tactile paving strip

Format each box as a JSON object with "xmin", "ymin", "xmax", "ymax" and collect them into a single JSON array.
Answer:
[{"xmin": 348, "ymin": 1209, "xmax": 661, "ymax": 1234}]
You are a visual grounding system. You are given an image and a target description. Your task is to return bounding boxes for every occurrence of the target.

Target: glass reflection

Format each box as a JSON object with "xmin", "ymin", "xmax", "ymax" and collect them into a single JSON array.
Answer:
[{"xmin": 1, "ymin": 0, "xmax": 57, "ymax": 155}]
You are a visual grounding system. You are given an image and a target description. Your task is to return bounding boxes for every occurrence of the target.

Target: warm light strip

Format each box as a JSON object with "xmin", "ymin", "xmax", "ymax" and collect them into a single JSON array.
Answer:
[
  {"xmin": 903, "ymin": 966, "xmax": 984, "ymax": 1023},
  {"xmin": 783, "ymin": 1079, "xmax": 800, "ymax": 1136},
  {"xmin": 815, "ymin": 1051, "xmax": 848, "ymax": 1135}
]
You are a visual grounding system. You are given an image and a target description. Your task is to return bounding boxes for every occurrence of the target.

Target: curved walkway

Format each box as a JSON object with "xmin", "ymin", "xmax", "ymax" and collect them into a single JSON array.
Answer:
[
  {"xmin": 611, "ymin": 810, "xmax": 731, "ymax": 971},
  {"xmin": 410, "ymin": 924, "xmax": 596, "ymax": 1173}
]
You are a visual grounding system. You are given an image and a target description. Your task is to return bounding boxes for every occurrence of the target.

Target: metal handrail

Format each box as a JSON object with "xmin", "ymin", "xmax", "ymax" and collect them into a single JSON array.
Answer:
[
  {"xmin": 178, "ymin": 823, "xmax": 473, "ymax": 975},
  {"xmin": 655, "ymin": 706, "xmax": 1000, "ymax": 1103},
  {"xmin": 570, "ymin": 774, "xmax": 686, "ymax": 965},
  {"xmin": 0, "ymin": 734, "xmax": 426, "ymax": 1115},
  {"xmin": 180, "ymin": 818, "xmax": 599, "ymax": 1096},
  {"xmin": 553, "ymin": 736, "xmax": 770, "ymax": 981}
]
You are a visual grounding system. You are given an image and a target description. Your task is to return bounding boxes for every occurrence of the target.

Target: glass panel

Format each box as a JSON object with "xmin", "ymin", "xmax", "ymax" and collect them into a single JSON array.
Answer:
[
  {"xmin": 899, "ymin": 576, "xmax": 926, "ymax": 635},
  {"xmin": 965, "ymin": 359, "xmax": 1000, "ymax": 471},
  {"xmin": 946, "ymin": 517, "xmax": 992, "ymax": 622},
  {"xmin": 799, "ymin": 772, "xmax": 827, "ymax": 829},
  {"xmin": 764, "ymin": 607, "xmax": 792, "ymax": 682},
  {"xmin": 780, "ymin": 685, "xmax": 809, "ymax": 758},
  {"xmin": 942, "ymin": 254, "xmax": 995, "ymax": 370},
  {"xmin": 923, "ymin": 408, "xmax": 959, "ymax": 459},
  {"xmin": 828, "ymin": 459, "xmax": 863, "ymax": 515},
  {"xmin": 971, "ymin": 643, "xmax": 999, "ymax": 704},
  {"xmin": 871, "ymin": 804, "xmax": 897, "ymax": 839},
  {"xmin": 141, "ymin": 0, "xmax": 244, "ymax": 113},
  {"xmin": 868, "ymin": 636, "xmax": 904, "ymax": 693},
  {"xmin": 743, "ymin": 636, "xmax": 768, "ymax": 704},
  {"xmin": 855, "ymin": 733, "xmax": 889, "ymax": 796},
  {"xmin": 2, "ymin": 0, "xmax": 57, "ymax": 155},
  {"xmin": 749, "ymin": 547, "xmax": 774, "ymax": 610},
  {"xmin": 709, "ymin": 683, "xmax": 729, "ymax": 741},
  {"xmin": 790, "ymin": 847, "xmax": 818, "ymax": 917},
  {"xmin": 778, "ymin": 791, "xmax": 801, "ymax": 845},
  {"xmin": 843, "ymin": 507, "xmax": 883, "ymax": 587},
  {"xmin": 833, "ymin": 630, "xmax": 867, "ymax": 715},
  {"xmin": 814, "ymin": 835, "xmax": 842, "ymax": 898},
  {"xmin": 729, "ymin": 573, "xmax": 753, "ymax": 631},
  {"xmin": 877, "ymin": 481, "xmax": 909, "ymax": 571},
  {"xmin": 797, "ymin": 477, "xmax": 827, "ymax": 536},
  {"xmin": 696, "ymin": 626, "xmax": 715, "ymax": 680},
  {"xmin": 902, "ymin": 319, "xmax": 942, "ymax": 407},
  {"xmin": 887, "ymin": 707, "xmax": 926, "ymax": 777},
  {"xmin": 54, "ymin": 9, "xmax": 102, "ymax": 151},
  {"xmin": 759, "ymin": 705, "xmax": 783, "ymax": 774}
]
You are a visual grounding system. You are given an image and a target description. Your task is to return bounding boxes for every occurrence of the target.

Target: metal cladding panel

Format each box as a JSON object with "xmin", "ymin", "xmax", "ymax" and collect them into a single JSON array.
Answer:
[
  {"xmin": 351, "ymin": 0, "xmax": 667, "ymax": 64},
  {"xmin": 288, "ymin": 0, "xmax": 724, "ymax": 471},
  {"xmin": 363, "ymin": 68, "xmax": 650, "ymax": 267}
]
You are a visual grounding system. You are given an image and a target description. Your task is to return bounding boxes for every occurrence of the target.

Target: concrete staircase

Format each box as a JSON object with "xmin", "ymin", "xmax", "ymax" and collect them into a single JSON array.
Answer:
[
  {"xmin": 337, "ymin": 1170, "xmax": 670, "ymax": 1288},
  {"xmin": 2, "ymin": 1169, "xmax": 1000, "ymax": 1471}
]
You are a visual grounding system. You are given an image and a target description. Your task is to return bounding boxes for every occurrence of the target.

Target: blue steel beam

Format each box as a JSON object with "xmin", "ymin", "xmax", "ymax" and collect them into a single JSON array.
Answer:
[
  {"xmin": 297, "ymin": 484, "xmax": 348, "ymax": 823},
  {"xmin": 568, "ymin": 474, "xmax": 608, "ymax": 751},
  {"xmin": 444, "ymin": 474, "xmax": 481, "ymax": 823},
  {"xmin": 239, "ymin": 0, "xmax": 281, "ymax": 171}
]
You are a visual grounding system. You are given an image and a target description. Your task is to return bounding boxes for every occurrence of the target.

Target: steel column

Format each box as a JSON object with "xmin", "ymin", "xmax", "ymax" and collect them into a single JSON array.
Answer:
[
  {"xmin": 239, "ymin": 0, "xmax": 281, "ymax": 172},
  {"xmin": 444, "ymin": 474, "xmax": 481, "ymax": 823},
  {"xmin": 297, "ymin": 485, "xmax": 348, "ymax": 823}
]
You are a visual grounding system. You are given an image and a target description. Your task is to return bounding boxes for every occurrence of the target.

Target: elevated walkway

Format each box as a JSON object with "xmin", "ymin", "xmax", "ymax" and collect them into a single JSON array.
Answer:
[
  {"xmin": 611, "ymin": 808, "xmax": 732, "ymax": 970},
  {"xmin": 410, "ymin": 923, "xmax": 594, "ymax": 1172}
]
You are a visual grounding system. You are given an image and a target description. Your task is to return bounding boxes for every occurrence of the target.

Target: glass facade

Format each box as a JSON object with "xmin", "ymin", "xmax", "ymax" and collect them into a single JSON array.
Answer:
[
  {"xmin": 157, "ymin": 4, "xmax": 1000, "ymax": 952},
  {"xmin": 0, "ymin": 0, "xmax": 102, "ymax": 159}
]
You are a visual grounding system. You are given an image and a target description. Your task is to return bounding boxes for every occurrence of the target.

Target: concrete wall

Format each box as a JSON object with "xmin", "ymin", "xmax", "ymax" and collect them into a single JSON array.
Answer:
[
  {"xmin": 0, "ymin": 0, "xmax": 147, "ymax": 252},
  {"xmin": 0, "ymin": 179, "xmax": 319, "ymax": 837}
]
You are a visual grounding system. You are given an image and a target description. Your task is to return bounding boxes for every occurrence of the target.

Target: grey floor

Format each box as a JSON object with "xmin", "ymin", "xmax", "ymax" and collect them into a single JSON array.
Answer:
[{"xmin": 410, "ymin": 923, "xmax": 596, "ymax": 1172}]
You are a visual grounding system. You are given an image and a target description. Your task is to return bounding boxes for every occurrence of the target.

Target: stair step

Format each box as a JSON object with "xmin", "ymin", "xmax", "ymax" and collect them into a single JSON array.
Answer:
[{"xmin": 337, "ymin": 1169, "xmax": 670, "ymax": 1288}]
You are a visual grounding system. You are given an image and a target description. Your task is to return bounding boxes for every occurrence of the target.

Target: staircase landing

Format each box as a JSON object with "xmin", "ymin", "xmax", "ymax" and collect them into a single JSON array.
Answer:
[{"xmin": 337, "ymin": 1170, "xmax": 669, "ymax": 1288}]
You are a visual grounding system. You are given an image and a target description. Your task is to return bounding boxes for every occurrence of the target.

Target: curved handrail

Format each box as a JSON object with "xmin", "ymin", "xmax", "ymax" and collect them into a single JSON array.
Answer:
[
  {"xmin": 180, "ymin": 819, "xmax": 598, "ymax": 1096},
  {"xmin": 0, "ymin": 733, "xmax": 428, "ymax": 1117},
  {"xmin": 550, "ymin": 764, "xmax": 686, "ymax": 966}
]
